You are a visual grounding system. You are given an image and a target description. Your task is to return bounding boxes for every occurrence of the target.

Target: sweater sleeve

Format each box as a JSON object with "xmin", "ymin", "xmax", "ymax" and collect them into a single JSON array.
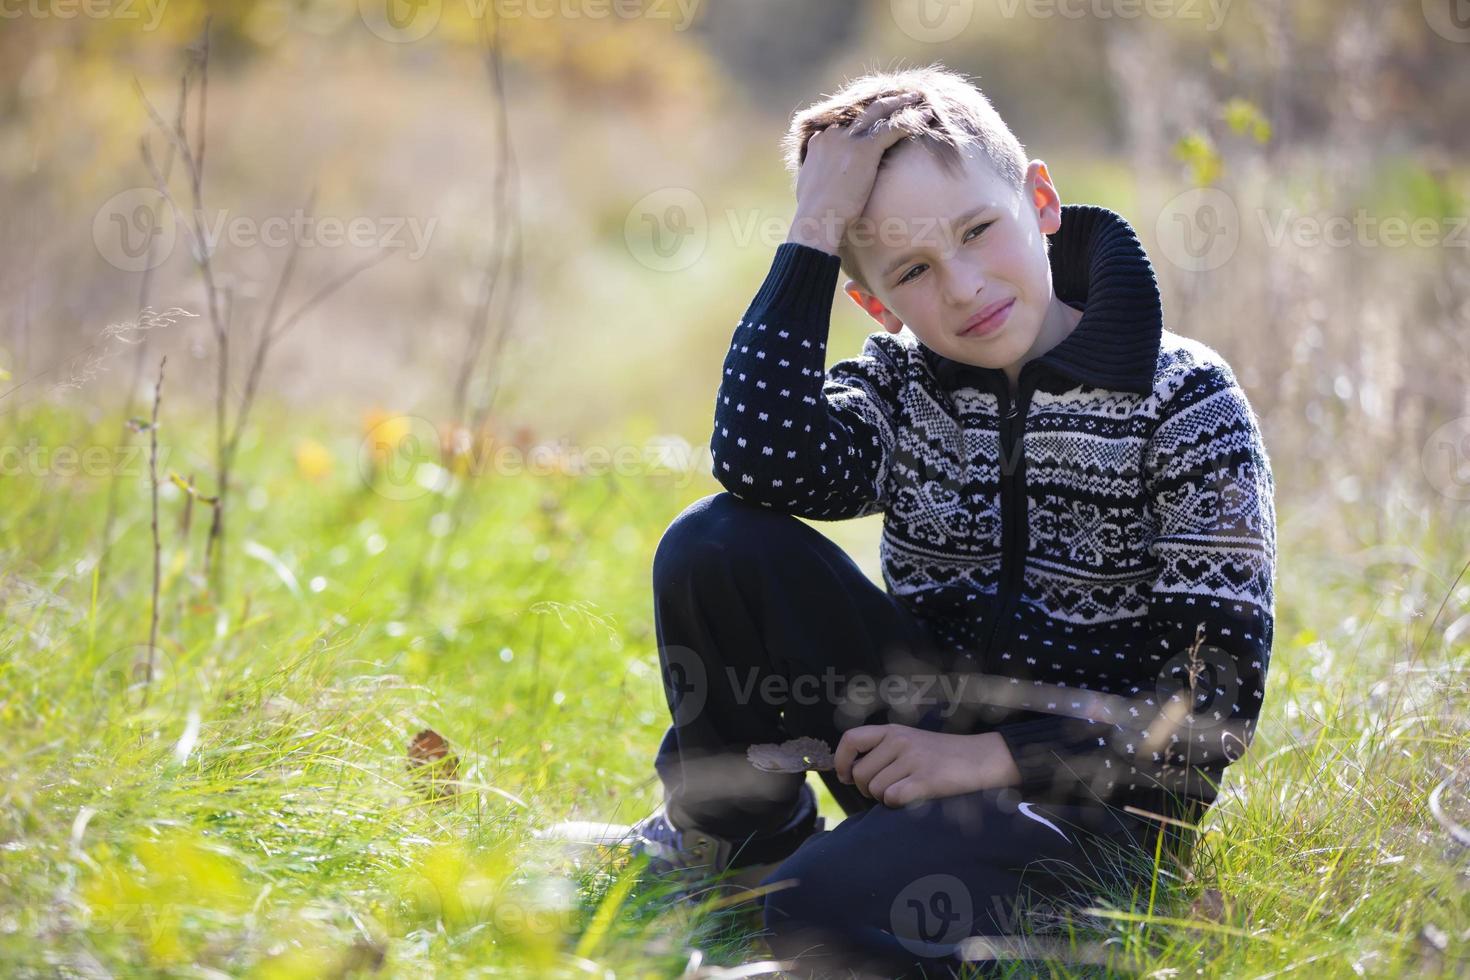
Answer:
[
  {"xmin": 992, "ymin": 362, "xmax": 1277, "ymax": 809},
  {"xmin": 709, "ymin": 241, "xmax": 903, "ymax": 521}
]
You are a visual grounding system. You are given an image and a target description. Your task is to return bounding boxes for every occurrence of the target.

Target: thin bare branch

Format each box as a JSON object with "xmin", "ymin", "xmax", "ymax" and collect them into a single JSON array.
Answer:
[
  {"xmin": 225, "ymin": 244, "xmax": 398, "ymax": 467},
  {"xmin": 145, "ymin": 354, "xmax": 167, "ymax": 701},
  {"xmin": 259, "ymin": 186, "xmax": 318, "ymax": 340},
  {"xmin": 271, "ymin": 246, "xmax": 399, "ymax": 344},
  {"xmin": 193, "ymin": 19, "xmax": 210, "ymax": 203}
]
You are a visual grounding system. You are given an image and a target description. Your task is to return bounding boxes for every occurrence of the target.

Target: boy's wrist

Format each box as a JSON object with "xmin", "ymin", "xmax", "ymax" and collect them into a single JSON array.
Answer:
[
  {"xmin": 973, "ymin": 731, "xmax": 1023, "ymax": 790},
  {"xmin": 786, "ymin": 211, "xmax": 845, "ymax": 256}
]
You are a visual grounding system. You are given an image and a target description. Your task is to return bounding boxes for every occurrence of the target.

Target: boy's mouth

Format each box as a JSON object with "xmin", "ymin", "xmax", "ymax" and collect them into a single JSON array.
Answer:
[{"xmin": 959, "ymin": 298, "xmax": 1015, "ymax": 337}]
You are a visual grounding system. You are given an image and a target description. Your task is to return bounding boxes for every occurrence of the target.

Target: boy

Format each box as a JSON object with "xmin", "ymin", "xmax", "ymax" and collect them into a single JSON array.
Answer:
[{"xmin": 631, "ymin": 64, "xmax": 1276, "ymax": 977}]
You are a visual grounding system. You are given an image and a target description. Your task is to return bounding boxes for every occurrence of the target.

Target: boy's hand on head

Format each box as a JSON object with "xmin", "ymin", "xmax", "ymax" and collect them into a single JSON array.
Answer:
[
  {"xmin": 834, "ymin": 724, "xmax": 1019, "ymax": 808},
  {"xmin": 787, "ymin": 92, "xmax": 927, "ymax": 256}
]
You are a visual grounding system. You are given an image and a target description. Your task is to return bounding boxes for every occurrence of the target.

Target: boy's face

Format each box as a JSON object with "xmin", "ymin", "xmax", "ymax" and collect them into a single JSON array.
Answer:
[{"xmin": 843, "ymin": 146, "xmax": 1066, "ymax": 378}]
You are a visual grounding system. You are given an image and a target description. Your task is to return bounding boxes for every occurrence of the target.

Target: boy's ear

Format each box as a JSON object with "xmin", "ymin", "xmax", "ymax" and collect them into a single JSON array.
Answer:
[
  {"xmin": 1028, "ymin": 159, "xmax": 1063, "ymax": 235},
  {"xmin": 844, "ymin": 281, "xmax": 905, "ymax": 334}
]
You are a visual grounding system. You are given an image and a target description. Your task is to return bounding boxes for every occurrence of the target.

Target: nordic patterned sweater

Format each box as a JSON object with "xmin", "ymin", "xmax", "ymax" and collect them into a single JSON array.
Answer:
[{"xmin": 709, "ymin": 204, "xmax": 1277, "ymax": 819}]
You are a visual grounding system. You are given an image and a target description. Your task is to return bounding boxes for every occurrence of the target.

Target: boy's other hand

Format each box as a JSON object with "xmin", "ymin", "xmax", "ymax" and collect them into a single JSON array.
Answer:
[
  {"xmin": 787, "ymin": 92, "xmax": 927, "ymax": 256},
  {"xmin": 834, "ymin": 724, "xmax": 1021, "ymax": 808}
]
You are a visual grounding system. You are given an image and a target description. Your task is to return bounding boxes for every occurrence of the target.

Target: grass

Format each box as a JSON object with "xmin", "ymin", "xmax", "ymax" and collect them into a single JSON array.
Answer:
[{"xmin": 1, "ymin": 400, "xmax": 1468, "ymax": 978}]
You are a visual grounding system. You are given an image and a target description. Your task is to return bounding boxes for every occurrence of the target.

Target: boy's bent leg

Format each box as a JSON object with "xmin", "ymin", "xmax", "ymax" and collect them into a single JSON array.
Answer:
[
  {"xmin": 651, "ymin": 491, "xmax": 945, "ymax": 840},
  {"xmin": 758, "ymin": 788, "xmax": 1171, "ymax": 979}
]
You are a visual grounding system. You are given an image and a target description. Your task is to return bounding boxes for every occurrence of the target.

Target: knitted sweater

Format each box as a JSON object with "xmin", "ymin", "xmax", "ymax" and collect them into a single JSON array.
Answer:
[{"xmin": 709, "ymin": 204, "xmax": 1277, "ymax": 817}]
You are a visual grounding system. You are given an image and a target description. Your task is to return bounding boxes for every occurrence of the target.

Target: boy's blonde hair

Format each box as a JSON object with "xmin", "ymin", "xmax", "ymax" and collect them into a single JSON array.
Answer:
[{"xmin": 780, "ymin": 63, "xmax": 1030, "ymax": 293}]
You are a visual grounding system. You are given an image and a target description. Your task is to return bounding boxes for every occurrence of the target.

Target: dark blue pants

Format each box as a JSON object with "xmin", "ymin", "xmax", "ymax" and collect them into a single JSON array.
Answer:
[{"xmin": 651, "ymin": 492, "xmax": 1186, "ymax": 978}]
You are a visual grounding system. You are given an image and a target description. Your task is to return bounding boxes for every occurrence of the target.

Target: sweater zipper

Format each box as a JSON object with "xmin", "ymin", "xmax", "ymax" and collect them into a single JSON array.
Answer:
[{"xmin": 976, "ymin": 370, "xmax": 1035, "ymax": 669}]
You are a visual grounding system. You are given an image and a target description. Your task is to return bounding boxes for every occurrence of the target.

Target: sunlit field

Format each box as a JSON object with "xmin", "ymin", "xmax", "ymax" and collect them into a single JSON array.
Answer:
[{"xmin": 2, "ymin": 398, "xmax": 1467, "ymax": 976}]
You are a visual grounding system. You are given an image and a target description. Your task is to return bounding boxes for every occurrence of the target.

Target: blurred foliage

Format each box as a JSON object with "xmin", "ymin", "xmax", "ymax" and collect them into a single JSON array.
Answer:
[
  {"xmin": 82, "ymin": 829, "xmax": 253, "ymax": 968},
  {"xmin": 1221, "ymin": 97, "xmax": 1272, "ymax": 145},
  {"xmin": 1174, "ymin": 131, "xmax": 1224, "ymax": 187},
  {"xmin": 0, "ymin": 0, "xmax": 1466, "ymax": 504}
]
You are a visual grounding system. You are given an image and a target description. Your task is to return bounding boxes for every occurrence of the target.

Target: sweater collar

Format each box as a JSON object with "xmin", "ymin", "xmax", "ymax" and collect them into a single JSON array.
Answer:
[{"xmin": 921, "ymin": 204, "xmax": 1163, "ymax": 396}]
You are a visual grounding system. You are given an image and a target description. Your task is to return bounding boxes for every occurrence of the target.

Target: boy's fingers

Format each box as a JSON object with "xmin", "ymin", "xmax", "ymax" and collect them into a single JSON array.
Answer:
[
  {"xmin": 849, "ymin": 738, "xmax": 902, "ymax": 799},
  {"xmin": 855, "ymin": 91, "xmax": 923, "ymax": 124},
  {"xmin": 834, "ymin": 725, "xmax": 886, "ymax": 782},
  {"xmin": 859, "ymin": 115, "xmax": 913, "ymax": 145},
  {"xmin": 851, "ymin": 92, "xmax": 922, "ymax": 128},
  {"xmin": 852, "ymin": 99, "xmax": 924, "ymax": 143}
]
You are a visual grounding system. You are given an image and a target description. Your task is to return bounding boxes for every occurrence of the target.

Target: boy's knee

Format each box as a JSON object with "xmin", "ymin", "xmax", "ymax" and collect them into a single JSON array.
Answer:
[{"xmin": 653, "ymin": 491, "xmax": 794, "ymax": 584}]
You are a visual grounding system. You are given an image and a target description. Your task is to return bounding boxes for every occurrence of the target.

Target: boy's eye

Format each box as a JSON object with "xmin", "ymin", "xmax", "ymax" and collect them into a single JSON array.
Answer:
[
  {"xmin": 895, "ymin": 222, "xmax": 993, "ymax": 285},
  {"xmin": 963, "ymin": 221, "xmax": 993, "ymax": 242}
]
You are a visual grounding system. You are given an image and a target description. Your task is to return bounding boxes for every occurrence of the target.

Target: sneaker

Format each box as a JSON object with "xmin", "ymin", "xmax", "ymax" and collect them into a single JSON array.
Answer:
[{"xmin": 626, "ymin": 782, "xmax": 826, "ymax": 906}]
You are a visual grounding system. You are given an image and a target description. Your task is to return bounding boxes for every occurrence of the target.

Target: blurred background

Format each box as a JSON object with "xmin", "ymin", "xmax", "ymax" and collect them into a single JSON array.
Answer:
[{"xmin": 2, "ymin": 0, "xmax": 1468, "ymax": 563}]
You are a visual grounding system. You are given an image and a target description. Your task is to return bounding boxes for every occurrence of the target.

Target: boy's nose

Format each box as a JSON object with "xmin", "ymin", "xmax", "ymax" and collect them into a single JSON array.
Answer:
[{"xmin": 943, "ymin": 267, "xmax": 989, "ymax": 311}]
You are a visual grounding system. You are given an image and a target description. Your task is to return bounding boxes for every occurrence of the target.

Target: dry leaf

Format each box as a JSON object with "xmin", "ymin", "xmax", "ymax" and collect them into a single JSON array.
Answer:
[
  {"xmin": 407, "ymin": 728, "xmax": 460, "ymax": 799},
  {"xmin": 747, "ymin": 736, "xmax": 835, "ymax": 773}
]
